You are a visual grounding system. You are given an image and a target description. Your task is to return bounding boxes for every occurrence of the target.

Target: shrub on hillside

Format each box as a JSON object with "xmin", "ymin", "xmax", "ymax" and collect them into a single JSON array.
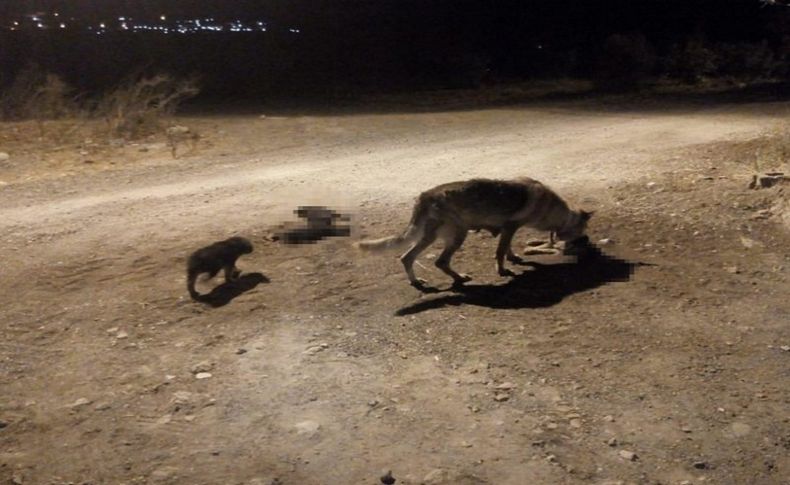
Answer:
[
  {"xmin": 665, "ymin": 39, "xmax": 718, "ymax": 84},
  {"xmin": 0, "ymin": 64, "xmax": 78, "ymax": 120},
  {"xmin": 716, "ymin": 41, "xmax": 781, "ymax": 79},
  {"xmin": 95, "ymin": 73, "xmax": 200, "ymax": 139}
]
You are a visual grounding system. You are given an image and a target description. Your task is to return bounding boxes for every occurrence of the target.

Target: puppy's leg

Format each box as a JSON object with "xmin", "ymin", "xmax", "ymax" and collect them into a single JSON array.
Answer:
[
  {"xmin": 223, "ymin": 263, "xmax": 241, "ymax": 282},
  {"xmin": 187, "ymin": 271, "xmax": 201, "ymax": 300},
  {"xmin": 435, "ymin": 226, "xmax": 472, "ymax": 286},
  {"xmin": 495, "ymin": 224, "xmax": 518, "ymax": 277},
  {"xmin": 400, "ymin": 220, "xmax": 439, "ymax": 287}
]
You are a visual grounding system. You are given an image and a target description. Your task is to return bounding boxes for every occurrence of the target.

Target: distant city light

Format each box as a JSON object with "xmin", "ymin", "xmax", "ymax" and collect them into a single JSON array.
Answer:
[
  {"xmin": 160, "ymin": 15, "xmax": 167, "ymax": 21},
  {"xmin": 60, "ymin": 23, "xmax": 66, "ymax": 29}
]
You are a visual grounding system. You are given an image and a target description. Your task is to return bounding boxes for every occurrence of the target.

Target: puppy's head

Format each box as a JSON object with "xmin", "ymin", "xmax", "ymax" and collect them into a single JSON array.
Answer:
[{"xmin": 228, "ymin": 236, "xmax": 254, "ymax": 254}]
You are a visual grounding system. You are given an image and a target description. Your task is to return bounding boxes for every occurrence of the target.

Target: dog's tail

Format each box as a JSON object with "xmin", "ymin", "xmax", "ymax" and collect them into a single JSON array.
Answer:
[{"xmin": 355, "ymin": 196, "xmax": 434, "ymax": 252}]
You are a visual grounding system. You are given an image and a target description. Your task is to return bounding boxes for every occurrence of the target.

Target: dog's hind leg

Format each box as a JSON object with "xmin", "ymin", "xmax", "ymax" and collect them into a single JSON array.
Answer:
[
  {"xmin": 495, "ymin": 223, "xmax": 519, "ymax": 277},
  {"xmin": 505, "ymin": 227, "xmax": 524, "ymax": 264},
  {"xmin": 435, "ymin": 227, "xmax": 472, "ymax": 286},
  {"xmin": 400, "ymin": 220, "xmax": 439, "ymax": 287}
]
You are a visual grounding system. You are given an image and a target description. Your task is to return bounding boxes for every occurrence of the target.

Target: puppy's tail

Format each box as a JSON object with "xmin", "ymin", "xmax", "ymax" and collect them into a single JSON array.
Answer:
[{"xmin": 354, "ymin": 197, "xmax": 434, "ymax": 252}]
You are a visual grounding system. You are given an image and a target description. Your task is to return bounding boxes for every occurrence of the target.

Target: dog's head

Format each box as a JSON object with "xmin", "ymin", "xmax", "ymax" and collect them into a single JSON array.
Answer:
[
  {"xmin": 228, "ymin": 236, "xmax": 254, "ymax": 254},
  {"xmin": 556, "ymin": 210, "xmax": 593, "ymax": 242}
]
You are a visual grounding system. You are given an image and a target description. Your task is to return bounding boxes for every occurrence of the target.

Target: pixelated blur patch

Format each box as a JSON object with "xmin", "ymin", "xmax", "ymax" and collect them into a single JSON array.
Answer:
[{"xmin": 269, "ymin": 205, "xmax": 353, "ymax": 244}]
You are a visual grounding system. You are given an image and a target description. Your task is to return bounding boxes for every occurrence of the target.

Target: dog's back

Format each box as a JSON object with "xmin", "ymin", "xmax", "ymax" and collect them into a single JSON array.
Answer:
[{"xmin": 421, "ymin": 178, "xmax": 566, "ymax": 231}]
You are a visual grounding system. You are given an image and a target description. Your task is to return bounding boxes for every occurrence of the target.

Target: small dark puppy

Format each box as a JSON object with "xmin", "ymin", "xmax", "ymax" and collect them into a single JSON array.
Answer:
[{"xmin": 187, "ymin": 236, "xmax": 253, "ymax": 300}]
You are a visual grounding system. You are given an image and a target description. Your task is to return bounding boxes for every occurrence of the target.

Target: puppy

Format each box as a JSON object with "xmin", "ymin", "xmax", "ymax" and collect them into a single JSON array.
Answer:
[{"xmin": 187, "ymin": 236, "xmax": 253, "ymax": 300}]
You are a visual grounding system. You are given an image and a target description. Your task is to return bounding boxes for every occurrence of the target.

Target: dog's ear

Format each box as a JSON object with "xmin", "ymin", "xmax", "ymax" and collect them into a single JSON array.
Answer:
[{"xmin": 580, "ymin": 210, "xmax": 594, "ymax": 221}]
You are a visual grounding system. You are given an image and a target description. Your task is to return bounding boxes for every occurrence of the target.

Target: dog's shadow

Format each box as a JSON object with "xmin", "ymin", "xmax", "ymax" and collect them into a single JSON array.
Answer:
[
  {"xmin": 396, "ymin": 245, "xmax": 650, "ymax": 316},
  {"xmin": 194, "ymin": 272, "xmax": 270, "ymax": 308}
]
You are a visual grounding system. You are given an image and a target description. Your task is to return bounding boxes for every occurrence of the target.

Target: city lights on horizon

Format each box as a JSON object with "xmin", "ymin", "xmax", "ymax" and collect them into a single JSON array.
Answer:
[{"xmin": 2, "ymin": 12, "xmax": 297, "ymax": 35}]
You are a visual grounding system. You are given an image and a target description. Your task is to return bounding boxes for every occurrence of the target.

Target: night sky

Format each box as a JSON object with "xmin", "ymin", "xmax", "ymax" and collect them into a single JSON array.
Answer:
[
  {"xmin": 1, "ymin": 1, "xmax": 788, "ymax": 98},
  {"xmin": 0, "ymin": 0, "xmax": 782, "ymax": 37}
]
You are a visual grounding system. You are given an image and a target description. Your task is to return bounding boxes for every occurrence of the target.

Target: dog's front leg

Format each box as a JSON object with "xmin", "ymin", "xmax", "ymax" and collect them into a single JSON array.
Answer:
[{"xmin": 495, "ymin": 224, "xmax": 518, "ymax": 277}]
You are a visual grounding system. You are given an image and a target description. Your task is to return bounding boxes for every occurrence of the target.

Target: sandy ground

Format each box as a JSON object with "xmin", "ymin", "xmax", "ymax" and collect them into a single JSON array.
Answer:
[{"xmin": 0, "ymin": 97, "xmax": 789, "ymax": 485}]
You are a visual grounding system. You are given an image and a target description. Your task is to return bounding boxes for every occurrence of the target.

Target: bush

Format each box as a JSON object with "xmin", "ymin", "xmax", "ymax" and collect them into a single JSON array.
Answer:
[
  {"xmin": 595, "ymin": 33, "xmax": 656, "ymax": 90},
  {"xmin": 665, "ymin": 39, "xmax": 718, "ymax": 84},
  {"xmin": 0, "ymin": 64, "xmax": 78, "ymax": 120},
  {"xmin": 95, "ymin": 73, "xmax": 200, "ymax": 139},
  {"xmin": 716, "ymin": 41, "xmax": 780, "ymax": 79}
]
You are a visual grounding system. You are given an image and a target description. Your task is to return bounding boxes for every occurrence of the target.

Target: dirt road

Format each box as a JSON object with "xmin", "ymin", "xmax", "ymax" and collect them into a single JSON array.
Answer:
[{"xmin": 1, "ymin": 99, "xmax": 789, "ymax": 485}]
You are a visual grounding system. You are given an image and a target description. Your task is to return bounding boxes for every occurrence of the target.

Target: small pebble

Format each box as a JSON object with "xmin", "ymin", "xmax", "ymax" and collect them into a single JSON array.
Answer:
[
  {"xmin": 618, "ymin": 450, "xmax": 638, "ymax": 461},
  {"xmin": 191, "ymin": 361, "xmax": 214, "ymax": 374},
  {"xmin": 69, "ymin": 397, "xmax": 92, "ymax": 409},
  {"xmin": 195, "ymin": 372, "xmax": 212, "ymax": 379},
  {"xmin": 294, "ymin": 420, "xmax": 321, "ymax": 436},
  {"xmin": 303, "ymin": 345, "xmax": 326, "ymax": 355}
]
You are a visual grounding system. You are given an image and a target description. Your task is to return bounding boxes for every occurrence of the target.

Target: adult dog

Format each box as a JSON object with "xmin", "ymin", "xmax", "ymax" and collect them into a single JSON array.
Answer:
[{"xmin": 356, "ymin": 177, "xmax": 592, "ymax": 288}]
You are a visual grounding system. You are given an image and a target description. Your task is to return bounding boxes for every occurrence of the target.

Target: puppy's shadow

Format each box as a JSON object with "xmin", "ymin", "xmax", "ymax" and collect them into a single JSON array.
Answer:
[
  {"xmin": 397, "ymin": 244, "xmax": 651, "ymax": 316},
  {"xmin": 195, "ymin": 272, "xmax": 270, "ymax": 308}
]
